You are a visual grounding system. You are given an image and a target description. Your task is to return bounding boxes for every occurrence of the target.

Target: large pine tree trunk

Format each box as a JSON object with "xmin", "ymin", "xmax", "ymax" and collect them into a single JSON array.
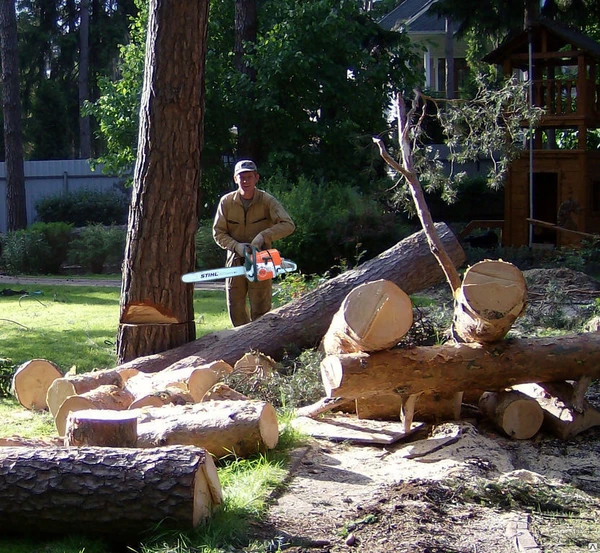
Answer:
[
  {"xmin": 0, "ymin": 0, "xmax": 27, "ymax": 230},
  {"xmin": 116, "ymin": 223, "xmax": 465, "ymax": 372},
  {"xmin": 0, "ymin": 445, "xmax": 222, "ymax": 536},
  {"xmin": 117, "ymin": 0, "xmax": 210, "ymax": 363}
]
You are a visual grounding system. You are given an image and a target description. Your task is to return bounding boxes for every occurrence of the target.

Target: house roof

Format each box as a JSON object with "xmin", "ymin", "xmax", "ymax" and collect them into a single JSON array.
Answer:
[
  {"xmin": 483, "ymin": 17, "xmax": 600, "ymax": 67},
  {"xmin": 378, "ymin": 0, "xmax": 445, "ymax": 34}
]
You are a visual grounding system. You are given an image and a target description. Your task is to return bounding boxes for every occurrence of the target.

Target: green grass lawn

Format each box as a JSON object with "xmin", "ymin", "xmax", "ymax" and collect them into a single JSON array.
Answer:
[
  {"xmin": 0, "ymin": 283, "xmax": 298, "ymax": 553},
  {"xmin": 0, "ymin": 284, "xmax": 230, "ymax": 373}
]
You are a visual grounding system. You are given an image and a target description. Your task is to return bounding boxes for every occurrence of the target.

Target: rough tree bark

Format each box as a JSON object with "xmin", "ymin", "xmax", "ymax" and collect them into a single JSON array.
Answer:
[
  {"xmin": 116, "ymin": 223, "xmax": 465, "ymax": 373},
  {"xmin": 117, "ymin": 0, "xmax": 210, "ymax": 363},
  {"xmin": 0, "ymin": 445, "xmax": 222, "ymax": 536}
]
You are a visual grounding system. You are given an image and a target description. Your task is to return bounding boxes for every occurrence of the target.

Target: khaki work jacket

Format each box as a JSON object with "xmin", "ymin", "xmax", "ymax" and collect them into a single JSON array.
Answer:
[{"xmin": 213, "ymin": 188, "xmax": 295, "ymax": 266}]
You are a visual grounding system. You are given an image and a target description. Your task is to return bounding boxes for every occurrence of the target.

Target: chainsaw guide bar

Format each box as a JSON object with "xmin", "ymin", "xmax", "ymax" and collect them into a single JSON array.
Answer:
[{"xmin": 182, "ymin": 247, "xmax": 297, "ymax": 284}]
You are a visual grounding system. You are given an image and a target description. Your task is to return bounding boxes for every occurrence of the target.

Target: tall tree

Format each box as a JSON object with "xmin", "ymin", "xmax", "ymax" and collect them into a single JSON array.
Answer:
[
  {"xmin": 116, "ymin": 0, "xmax": 209, "ymax": 363},
  {"xmin": 233, "ymin": 0, "xmax": 258, "ymax": 160},
  {"xmin": 0, "ymin": 0, "xmax": 27, "ymax": 230},
  {"xmin": 79, "ymin": 0, "xmax": 92, "ymax": 158}
]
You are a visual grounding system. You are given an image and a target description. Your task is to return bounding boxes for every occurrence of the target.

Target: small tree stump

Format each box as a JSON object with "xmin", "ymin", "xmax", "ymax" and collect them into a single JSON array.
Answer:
[
  {"xmin": 479, "ymin": 390, "xmax": 544, "ymax": 439},
  {"xmin": 64, "ymin": 409, "xmax": 138, "ymax": 447},
  {"xmin": 453, "ymin": 260, "xmax": 527, "ymax": 343},
  {"xmin": 11, "ymin": 359, "xmax": 62, "ymax": 411}
]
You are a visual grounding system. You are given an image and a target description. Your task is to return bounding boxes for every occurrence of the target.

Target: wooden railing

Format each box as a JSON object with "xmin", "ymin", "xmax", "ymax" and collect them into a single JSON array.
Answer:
[{"xmin": 531, "ymin": 78, "xmax": 600, "ymax": 117}]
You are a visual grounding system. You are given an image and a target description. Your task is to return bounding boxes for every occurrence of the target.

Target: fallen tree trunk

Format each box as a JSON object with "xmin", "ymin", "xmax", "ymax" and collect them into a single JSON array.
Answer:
[
  {"xmin": 0, "ymin": 445, "xmax": 222, "ymax": 536},
  {"xmin": 116, "ymin": 223, "xmax": 464, "ymax": 372},
  {"xmin": 135, "ymin": 400, "xmax": 279, "ymax": 459},
  {"xmin": 320, "ymin": 333, "xmax": 600, "ymax": 400}
]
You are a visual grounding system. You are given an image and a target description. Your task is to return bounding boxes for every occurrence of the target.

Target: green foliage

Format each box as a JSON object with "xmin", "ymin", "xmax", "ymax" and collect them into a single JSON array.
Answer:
[
  {"xmin": 28, "ymin": 222, "xmax": 73, "ymax": 273},
  {"xmin": 88, "ymin": 0, "xmax": 420, "ymax": 203},
  {"xmin": 0, "ymin": 228, "xmax": 53, "ymax": 275},
  {"xmin": 195, "ymin": 220, "xmax": 226, "ymax": 270},
  {"xmin": 35, "ymin": 188, "xmax": 129, "ymax": 227},
  {"xmin": 84, "ymin": 0, "xmax": 147, "ymax": 178},
  {"xmin": 67, "ymin": 224, "xmax": 126, "ymax": 274},
  {"xmin": 266, "ymin": 174, "xmax": 411, "ymax": 274},
  {"xmin": 226, "ymin": 349, "xmax": 326, "ymax": 410},
  {"xmin": 0, "ymin": 360, "xmax": 14, "ymax": 399}
]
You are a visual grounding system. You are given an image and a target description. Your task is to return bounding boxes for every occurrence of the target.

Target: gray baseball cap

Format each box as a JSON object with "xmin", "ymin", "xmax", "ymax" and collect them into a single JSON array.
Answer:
[{"xmin": 234, "ymin": 160, "xmax": 258, "ymax": 176}]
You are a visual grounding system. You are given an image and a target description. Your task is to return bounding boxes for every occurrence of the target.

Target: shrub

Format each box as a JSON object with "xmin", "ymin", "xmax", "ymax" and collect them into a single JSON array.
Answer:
[
  {"xmin": 265, "ymin": 174, "xmax": 412, "ymax": 275},
  {"xmin": 0, "ymin": 228, "xmax": 53, "ymax": 275},
  {"xmin": 28, "ymin": 222, "xmax": 73, "ymax": 273},
  {"xmin": 35, "ymin": 188, "xmax": 129, "ymax": 227},
  {"xmin": 67, "ymin": 224, "xmax": 126, "ymax": 273}
]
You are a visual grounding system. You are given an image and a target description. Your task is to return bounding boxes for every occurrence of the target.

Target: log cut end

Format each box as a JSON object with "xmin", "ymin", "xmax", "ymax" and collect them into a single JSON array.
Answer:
[
  {"xmin": 323, "ymin": 279, "xmax": 413, "ymax": 354},
  {"xmin": 12, "ymin": 359, "xmax": 62, "ymax": 411},
  {"xmin": 479, "ymin": 390, "xmax": 543, "ymax": 440},
  {"xmin": 46, "ymin": 378, "xmax": 77, "ymax": 418},
  {"xmin": 454, "ymin": 260, "xmax": 527, "ymax": 343},
  {"xmin": 320, "ymin": 355, "xmax": 346, "ymax": 397}
]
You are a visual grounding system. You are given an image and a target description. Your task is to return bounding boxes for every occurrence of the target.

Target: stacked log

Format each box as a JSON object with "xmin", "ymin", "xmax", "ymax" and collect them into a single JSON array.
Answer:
[
  {"xmin": 0, "ymin": 445, "xmax": 222, "ymax": 536},
  {"xmin": 453, "ymin": 259, "xmax": 527, "ymax": 343}
]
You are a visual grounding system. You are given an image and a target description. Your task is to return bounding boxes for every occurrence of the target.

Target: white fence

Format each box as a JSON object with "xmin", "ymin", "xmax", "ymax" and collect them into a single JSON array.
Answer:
[{"xmin": 0, "ymin": 159, "xmax": 125, "ymax": 233}]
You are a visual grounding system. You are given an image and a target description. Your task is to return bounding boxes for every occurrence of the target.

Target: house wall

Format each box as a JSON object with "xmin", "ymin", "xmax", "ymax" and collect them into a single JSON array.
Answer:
[
  {"xmin": 0, "ymin": 160, "xmax": 126, "ymax": 233},
  {"xmin": 409, "ymin": 33, "xmax": 468, "ymax": 92}
]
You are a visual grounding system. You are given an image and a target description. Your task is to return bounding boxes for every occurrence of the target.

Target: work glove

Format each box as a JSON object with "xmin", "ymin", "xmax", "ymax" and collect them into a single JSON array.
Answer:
[
  {"xmin": 234, "ymin": 242, "xmax": 250, "ymax": 257},
  {"xmin": 250, "ymin": 233, "xmax": 265, "ymax": 250}
]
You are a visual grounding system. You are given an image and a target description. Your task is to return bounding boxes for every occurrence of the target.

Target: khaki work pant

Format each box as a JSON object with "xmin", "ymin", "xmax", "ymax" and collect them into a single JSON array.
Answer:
[{"xmin": 226, "ymin": 273, "xmax": 272, "ymax": 327}]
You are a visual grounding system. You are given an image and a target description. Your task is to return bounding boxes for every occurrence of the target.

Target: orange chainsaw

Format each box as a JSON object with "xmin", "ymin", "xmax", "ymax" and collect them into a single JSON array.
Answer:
[{"xmin": 181, "ymin": 246, "xmax": 297, "ymax": 284}]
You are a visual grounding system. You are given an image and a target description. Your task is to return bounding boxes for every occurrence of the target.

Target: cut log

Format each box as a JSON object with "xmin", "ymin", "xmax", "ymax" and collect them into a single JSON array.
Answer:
[
  {"xmin": 124, "ymin": 360, "xmax": 232, "ymax": 405},
  {"xmin": 0, "ymin": 445, "xmax": 222, "ymax": 536},
  {"xmin": 514, "ymin": 381, "xmax": 600, "ymax": 439},
  {"xmin": 322, "ymin": 279, "xmax": 413, "ymax": 354},
  {"xmin": 135, "ymin": 400, "xmax": 279, "ymax": 459},
  {"xmin": 478, "ymin": 390, "xmax": 544, "ymax": 439},
  {"xmin": 0, "ymin": 436, "xmax": 63, "ymax": 447},
  {"xmin": 453, "ymin": 260, "xmax": 527, "ymax": 343},
  {"xmin": 11, "ymin": 359, "xmax": 62, "ymax": 411},
  {"xmin": 114, "ymin": 223, "xmax": 464, "ymax": 371},
  {"xmin": 64, "ymin": 409, "xmax": 138, "ymax": 447},
  {"xmin": 55, "ymin": 385, "xmax": 135, "ymax": 437},
  {"xmin": 46, "ymin": 367, "xmax": 139, "ymax": 417},
  {"xmin": 320, "ymin": 332, "xmax": 600, "ymax": 401}
]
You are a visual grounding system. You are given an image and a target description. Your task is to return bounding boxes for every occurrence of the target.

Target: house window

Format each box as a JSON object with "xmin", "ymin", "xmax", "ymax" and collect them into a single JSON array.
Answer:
[{"xmin": 436, "ymin": 58, "xmax": 470, "ymax": 95}]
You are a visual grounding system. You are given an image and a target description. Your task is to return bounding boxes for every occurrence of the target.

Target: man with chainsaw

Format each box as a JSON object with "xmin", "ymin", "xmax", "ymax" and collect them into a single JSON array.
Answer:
[{"xmin": 213, "ymin": 159, "xmax": 295, "ymax": 327}]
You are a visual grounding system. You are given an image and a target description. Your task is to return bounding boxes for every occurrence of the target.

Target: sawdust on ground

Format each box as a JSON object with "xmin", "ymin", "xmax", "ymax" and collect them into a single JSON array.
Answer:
[{"xmin": 247, "ymin": 267, "xmax": 600, "ymax": 553}]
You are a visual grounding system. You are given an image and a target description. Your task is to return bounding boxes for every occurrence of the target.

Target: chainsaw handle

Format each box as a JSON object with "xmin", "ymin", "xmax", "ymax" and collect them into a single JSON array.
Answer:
[{"xmin": 244, "ymin": 245, "xmax": 259, "ymax": 276}]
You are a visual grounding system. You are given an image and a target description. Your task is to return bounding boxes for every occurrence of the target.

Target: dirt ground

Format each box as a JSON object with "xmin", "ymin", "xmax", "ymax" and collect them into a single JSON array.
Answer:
[{"xmin": 247, "ymin": 267, "xmax": 600, "ymax": 553}]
